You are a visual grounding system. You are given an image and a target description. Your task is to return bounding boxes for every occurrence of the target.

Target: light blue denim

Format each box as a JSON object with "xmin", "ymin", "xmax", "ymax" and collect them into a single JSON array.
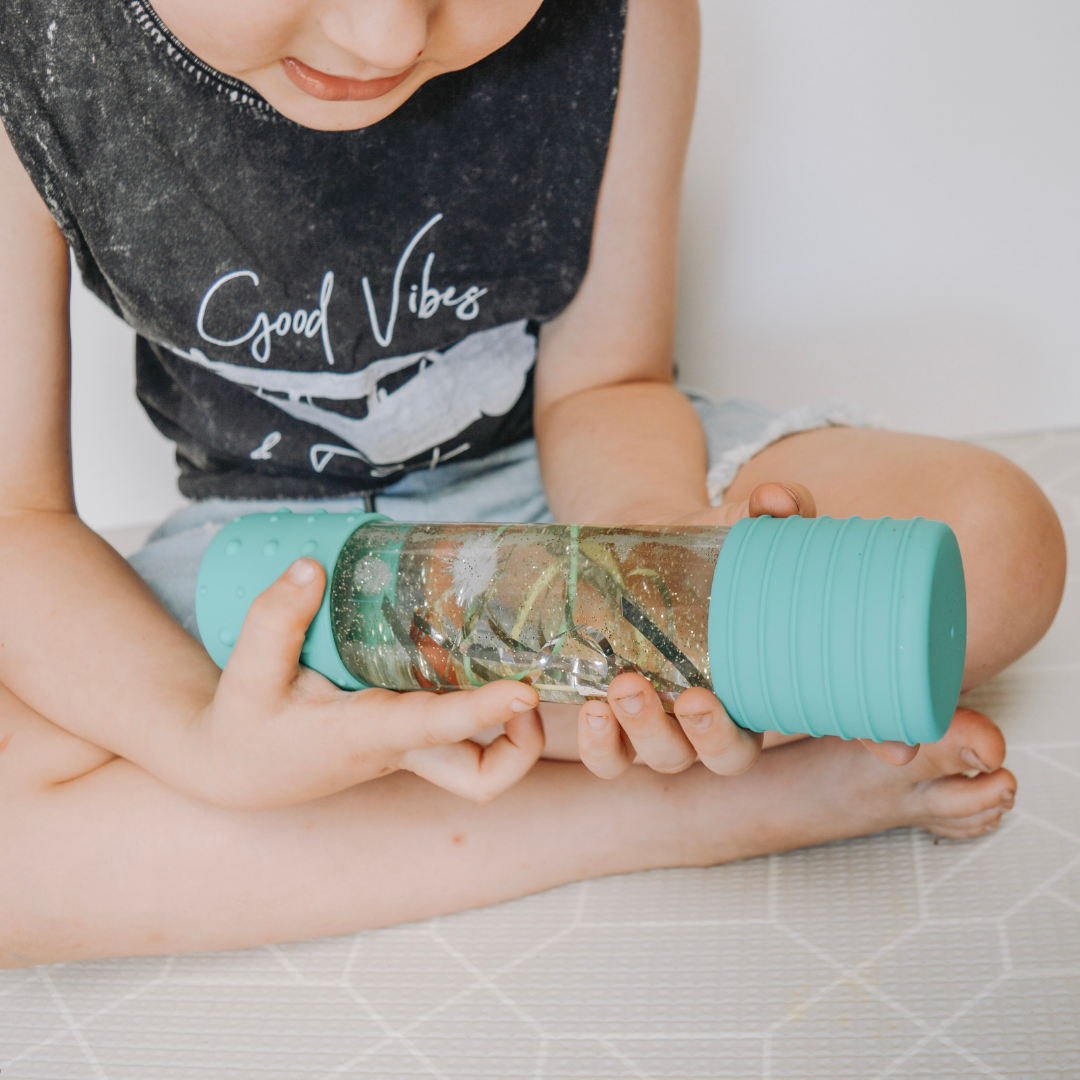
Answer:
[{"xmin": 129, "ymin": 394, "xmax": 850, "ymax": 641}]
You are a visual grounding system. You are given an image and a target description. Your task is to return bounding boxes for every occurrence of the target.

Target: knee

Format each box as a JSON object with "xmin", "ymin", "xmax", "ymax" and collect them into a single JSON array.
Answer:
[{"xmin": 948, "ymin": 447, "xmax": 1066, "ymax": 686}]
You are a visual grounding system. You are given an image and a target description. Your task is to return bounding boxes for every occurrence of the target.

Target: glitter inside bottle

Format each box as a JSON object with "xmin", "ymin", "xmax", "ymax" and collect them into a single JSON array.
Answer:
[{"xmin": 329, "ymin": 522, "xmax": 728, "ymax": 709}]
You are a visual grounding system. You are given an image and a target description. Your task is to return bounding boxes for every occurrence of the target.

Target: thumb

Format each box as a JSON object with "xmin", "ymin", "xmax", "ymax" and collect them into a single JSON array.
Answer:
[
  {"xmin": 715, "ymin": 481, "xmax": 817, "ymax": 526},
  {"xmin": 222, "ymin": 558, "xmax": 326, "ymax": 695}
]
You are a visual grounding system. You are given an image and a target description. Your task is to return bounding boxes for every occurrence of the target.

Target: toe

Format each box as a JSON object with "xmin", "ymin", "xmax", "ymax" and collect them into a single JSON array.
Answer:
[
  {"xmin": 908, "ymin": 708, "xmax": 1007, "ymax": 781},
  {"xmin": 918, "ymin": 768, "xmax": 1016, "ymax": 822},
  {"xmin": 927, "ymin": 802, "xmax": 1010, "ymax": 839}
]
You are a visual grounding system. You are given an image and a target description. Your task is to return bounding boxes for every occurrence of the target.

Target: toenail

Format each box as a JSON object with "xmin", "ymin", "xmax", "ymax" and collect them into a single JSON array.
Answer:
[
  {"xmin": 960, "ymin": 748, "xmax": 992, "ymax": 774},
  {"xmin": 1000, "ymin": 791, "xmax": 1016, "ymax": 808},
  {"xmin": 681, "ymin": 711, "xmax": 712, "ymax": 729},
  {"xmin": 614, "ymin": 693, "xmax": 644, "ymax": 715}
]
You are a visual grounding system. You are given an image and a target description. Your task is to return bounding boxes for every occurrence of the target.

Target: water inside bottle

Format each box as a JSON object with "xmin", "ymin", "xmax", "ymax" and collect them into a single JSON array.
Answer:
[{"xmin": 329, "ymin": 522, "xmax": 726, "ymax": 709}]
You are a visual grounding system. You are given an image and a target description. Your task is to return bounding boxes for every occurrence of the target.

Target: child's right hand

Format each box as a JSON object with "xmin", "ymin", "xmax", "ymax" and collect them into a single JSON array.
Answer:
[{"xmin": 186, "ymin": 558, "xmax": 544, "ymax": 810}]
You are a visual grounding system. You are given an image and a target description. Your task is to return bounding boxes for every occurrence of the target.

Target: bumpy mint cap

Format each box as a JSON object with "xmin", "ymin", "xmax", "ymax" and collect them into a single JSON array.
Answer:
[
  {"xmin": 195, "ymin": 509, "xmax": 385, "ymax": 690},
  {"xmin": 708, "ymin": 516, "xmax": 967, "ymax": 744}
]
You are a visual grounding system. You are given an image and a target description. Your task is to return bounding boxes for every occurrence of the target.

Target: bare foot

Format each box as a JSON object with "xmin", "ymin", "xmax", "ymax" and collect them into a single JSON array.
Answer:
[{"xmin": 685, "ymin": 708, "xmax": 1016, "ymax": 864}]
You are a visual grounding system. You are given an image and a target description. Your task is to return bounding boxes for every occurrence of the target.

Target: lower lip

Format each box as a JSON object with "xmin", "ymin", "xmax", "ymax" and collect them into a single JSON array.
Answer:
[{"xmin": 282, "ymin": 57, "xmax": 414, "ymax": 102}]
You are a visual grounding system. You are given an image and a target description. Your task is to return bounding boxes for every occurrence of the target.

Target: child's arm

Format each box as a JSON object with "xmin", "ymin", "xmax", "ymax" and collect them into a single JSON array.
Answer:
[
  {"xmin": 534, "ymin": 0, "xmax": 808, "ymax": 776},
  {"xmin": 535, "ymin": 0, "xmax": 750, "ymax": 528},
  {"xmin": 0, "ymin": 126, "xmax": 543, "ymax": 809}
]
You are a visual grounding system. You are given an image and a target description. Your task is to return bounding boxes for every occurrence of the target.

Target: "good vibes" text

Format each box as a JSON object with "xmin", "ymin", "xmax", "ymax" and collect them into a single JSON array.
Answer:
[{"xmin": 195, "ymin": 214, "xmax": 487, "ymax": 365}]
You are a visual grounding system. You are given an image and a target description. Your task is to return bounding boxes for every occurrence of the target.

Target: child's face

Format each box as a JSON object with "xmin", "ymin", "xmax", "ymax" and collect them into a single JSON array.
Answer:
[{"xmin": 152, "ymin": 0, "xmax": 545, "ymax": 130}]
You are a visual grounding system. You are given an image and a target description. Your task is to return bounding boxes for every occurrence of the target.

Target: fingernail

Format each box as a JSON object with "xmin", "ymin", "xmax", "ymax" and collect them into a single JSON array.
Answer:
[
  {"xmin": 780, "ymin": 485, "xmax": 803, "ymax": 514},
  {"xmin": 681, "ymin": 711, "xmax": 712, "ymax": 729},
  {"xmin": 585, "ymin": 711, "xmax": 608, "ymax": 730},
  {"xmin": 614, "ymin": 693, "xmax": 644, "ymax": 715},
  {"xmin": 1001, "ymin": 790, "xmax": 1016, "ymax": 808},
  {"xmin": 509, "ymin": 698, "xmax": 533, "ymax": 713},
  {"xmin": 288, "ymin": 559, "xmax": 316, "ymax": 585},
  {"xmin": 960, "ymin": 748, "xmax": 992, "ymax": 774}
]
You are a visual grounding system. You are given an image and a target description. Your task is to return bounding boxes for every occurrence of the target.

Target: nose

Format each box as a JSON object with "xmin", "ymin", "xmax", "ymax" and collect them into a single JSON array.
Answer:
[{"xmin": 321, "ymin": 0, "xmax": 429, "ymax": 75}]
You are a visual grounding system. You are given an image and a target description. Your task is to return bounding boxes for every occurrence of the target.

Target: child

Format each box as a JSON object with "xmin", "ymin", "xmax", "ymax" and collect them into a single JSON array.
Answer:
[{"xmin": 0, "ymin": 0, "xmax": 1064, "ymax": 966}]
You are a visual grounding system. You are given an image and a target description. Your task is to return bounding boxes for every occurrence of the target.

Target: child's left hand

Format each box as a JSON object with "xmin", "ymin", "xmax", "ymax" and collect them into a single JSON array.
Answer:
[{"xmin": 575, "ymin": 480, "xmax": 814, "ymax": 780}]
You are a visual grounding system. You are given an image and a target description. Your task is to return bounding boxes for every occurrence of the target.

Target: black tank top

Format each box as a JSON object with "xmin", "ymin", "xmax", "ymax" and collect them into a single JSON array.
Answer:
[{"xmin": 0, "ymin": 0, "xmax": 626, "ymax": 498}]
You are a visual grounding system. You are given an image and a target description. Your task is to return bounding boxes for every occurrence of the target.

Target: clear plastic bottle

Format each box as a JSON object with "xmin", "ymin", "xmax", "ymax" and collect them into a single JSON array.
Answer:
[
  {"xmin": 197, "ymin": 510, "xmax": 968, "ymax": 743},
  {"xmin": 329, "ymin": 522, "xmax": 726, "ymax": 709}
]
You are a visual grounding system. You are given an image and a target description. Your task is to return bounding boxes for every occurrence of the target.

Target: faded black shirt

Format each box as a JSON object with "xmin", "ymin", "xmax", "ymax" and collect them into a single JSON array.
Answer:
[{"xmin": 0, "ymin": 0, "xmax": 626, "ymax": 498}]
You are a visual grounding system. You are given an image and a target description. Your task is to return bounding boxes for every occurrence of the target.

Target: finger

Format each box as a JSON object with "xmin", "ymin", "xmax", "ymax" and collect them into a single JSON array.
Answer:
[
  {"xmin": 222, "ymin": 558, "xmax": 326, "ymax": 695},
  {"xmin": 378, "ymin": 680, "xmax": 540, "ymax": 754},
  {"xmin": 401, "ymin": 709, "xmax": 545, "ymax": 802},
  {"xmin": 607, "ymin": 672, "xmax": 697, "ymax": 774},
  {"xmin": 673, "ymin": 687, "xmax": 764, "ymax": 776},
  {"xmin": 858, "ymin": 738, "xmax": 920, "ymax": 766},
  {"xmin": 578, "ymin": 701, "xmax": 635, "ymax": 779}
]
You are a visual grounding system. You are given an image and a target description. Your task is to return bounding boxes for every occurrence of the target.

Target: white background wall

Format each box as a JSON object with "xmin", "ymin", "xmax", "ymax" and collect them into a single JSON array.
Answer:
[
  {"xmin": 71, "ymin": 0, "xmax": 1080, "ymax": 531},
  {"xmin": 675, "ymin": 0, "xmax": 1080, "ymax": 434},
  {"xmin": 70, "ymin": 282, "xmax": 187, "ymax": 531}
]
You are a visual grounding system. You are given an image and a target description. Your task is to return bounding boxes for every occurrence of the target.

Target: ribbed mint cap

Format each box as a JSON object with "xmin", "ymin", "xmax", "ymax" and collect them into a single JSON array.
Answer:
[
  {"xmin": 195, "ymin": 509, "xmax": 384, "ymax": 690},
  {"xmin": 708, "ymin": 516, "xmax": 967, "ymax": 744}
]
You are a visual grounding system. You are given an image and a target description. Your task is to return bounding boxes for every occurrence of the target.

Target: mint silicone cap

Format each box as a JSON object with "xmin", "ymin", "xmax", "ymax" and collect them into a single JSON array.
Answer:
[
  {"xmin": 195, "ymin": 509, "xmax": 386, "ymax": 690},
  {"xmin": 708, "ymin": 516, "xmax": 967, "ymax": 744}
]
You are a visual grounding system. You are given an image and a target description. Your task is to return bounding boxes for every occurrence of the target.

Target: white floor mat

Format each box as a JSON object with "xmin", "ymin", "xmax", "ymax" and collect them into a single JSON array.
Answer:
[{"xmin": 3, "ymin": 431, "xmax": 1079, "ymax": 1079}]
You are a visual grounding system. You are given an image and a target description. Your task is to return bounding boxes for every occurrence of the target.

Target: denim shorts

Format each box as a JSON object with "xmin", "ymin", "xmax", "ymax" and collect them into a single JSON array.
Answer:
[{"xmin": 129, "ymin": 394, "xmax": 860, "ymax": 640}]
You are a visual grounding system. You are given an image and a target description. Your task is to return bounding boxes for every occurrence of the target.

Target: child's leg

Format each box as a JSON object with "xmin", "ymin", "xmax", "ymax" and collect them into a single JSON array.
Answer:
[
  {"xmin": 725, "ymin": 427, "xmax": 1066, "ymax": 688},
  {"xmin": 1, "ymin": 429, "xmax": 1049, "ymax": 966},
  {"xmin": 539, "ymin": 427, "xmax": 1065, "ymax": 762},
  {"xmin": 3, "ymin": 677, "xmax": 1013, "ymax": 967}
]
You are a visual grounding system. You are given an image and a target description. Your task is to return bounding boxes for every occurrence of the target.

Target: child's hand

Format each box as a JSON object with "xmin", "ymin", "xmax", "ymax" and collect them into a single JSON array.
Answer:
[
  {"xmin": 575, "ymin": 480, "xmax": 814, "ymax": 780},
  {"xmin": 187, "ymin": 559, "xmax": 544, "ymax": 810}
]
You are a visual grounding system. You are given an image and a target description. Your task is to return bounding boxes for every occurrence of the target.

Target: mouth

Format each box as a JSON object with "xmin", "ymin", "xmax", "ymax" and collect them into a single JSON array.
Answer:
[{"xmin": 281, "ymin": 57, "xmax": 415, "ymax": 102}]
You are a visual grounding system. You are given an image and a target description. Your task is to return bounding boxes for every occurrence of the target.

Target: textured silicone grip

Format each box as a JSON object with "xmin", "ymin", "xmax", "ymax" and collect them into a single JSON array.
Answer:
[
  {"xmin": 195, "ymin": 509, "xmax": 385, "ymax": 690},
  {"xmin": 708, "ymin": 515, "xmax": 967, "ymax": 744}
]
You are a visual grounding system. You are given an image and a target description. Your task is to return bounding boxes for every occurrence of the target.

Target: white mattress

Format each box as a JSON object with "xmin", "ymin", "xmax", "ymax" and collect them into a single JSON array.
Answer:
[{"xmin": 3, "ymin": 430, "xmax": 1079, "ymax": 1079}]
